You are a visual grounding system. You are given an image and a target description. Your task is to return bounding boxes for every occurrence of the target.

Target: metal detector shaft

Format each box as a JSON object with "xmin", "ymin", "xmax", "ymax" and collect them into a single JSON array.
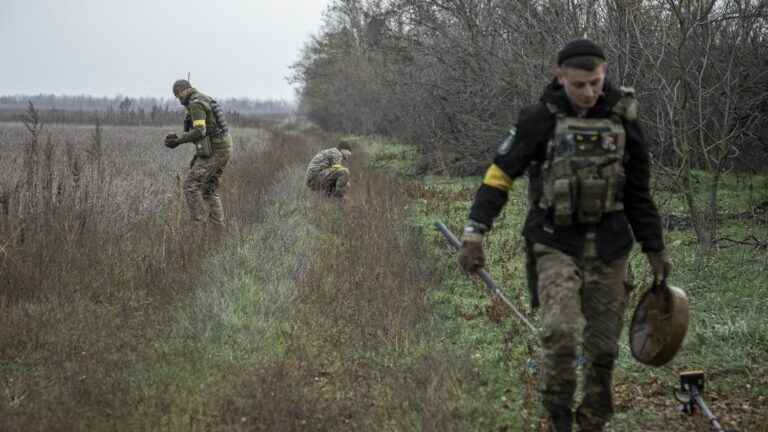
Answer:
[
  {"xmin": 435, "ymin": 222, "xmax": 538, "ymax": 332},
  {"xmin": 691, "ymin": 386, "xmax": 725, "ymax": 432}
]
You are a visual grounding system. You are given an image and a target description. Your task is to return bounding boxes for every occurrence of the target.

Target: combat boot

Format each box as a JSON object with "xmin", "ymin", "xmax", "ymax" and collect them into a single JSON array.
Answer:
[
  {"xmin": 575, "ymin": 417, "xmax": 605, "ymax": 432},
  {"xmin": 548, "ymin": 406, "xmax": 573, "ymax": 432},
  {"xmin": 576, "ymin": 404, "xmax": 608, "ymax": 431}
]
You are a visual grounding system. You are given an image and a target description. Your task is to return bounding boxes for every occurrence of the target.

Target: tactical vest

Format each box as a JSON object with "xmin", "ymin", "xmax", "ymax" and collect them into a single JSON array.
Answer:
[
  {"xmin": 537, "ymin": 89, "xmax": 636, "ymax": 226},
  {"xmin": 188, "ymin": 92, "xmax": 229, "ymax": 139}
]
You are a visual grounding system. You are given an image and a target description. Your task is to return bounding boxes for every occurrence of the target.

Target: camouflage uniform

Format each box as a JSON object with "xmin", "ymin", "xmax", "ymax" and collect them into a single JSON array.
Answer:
[
  {"xmin": 167, "ymin": 82, "xmax": 232, "ymax": 226},
  {"xmin": 460, "ymin": 54, "xmax": 667, "ymax": 430},
  {"xmin": 535, "ymin": 241, "xmax": 629, "ymax": 430},
  {"xmin": 305, "ymin": 148, "xmax": 350, "ymax": 198}
]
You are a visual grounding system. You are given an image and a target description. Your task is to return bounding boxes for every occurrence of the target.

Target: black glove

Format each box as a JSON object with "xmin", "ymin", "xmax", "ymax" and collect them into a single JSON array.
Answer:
[
  {"xmin": 645, "ymin": 250, "xmax": 672, "ymax": 285},
  {"xmin": 165, "ymin": 133, "xmax": 180, "ymax": 149},
  {"xmin": 458, "ymin": 228, "xmax": 485, "ymax": 274}
]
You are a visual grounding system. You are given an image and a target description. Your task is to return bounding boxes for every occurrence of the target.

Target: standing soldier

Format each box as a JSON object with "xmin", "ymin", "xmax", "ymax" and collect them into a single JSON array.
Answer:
[
  {"xmin": 458, "ymin": 40, "xmax": 672, "ymax": 432},
  {"xmin": 305, "ymin": 141, "xmax": 352, "ymax": 199},
  {"xmin": 165, "ymin": 79, "xmax": 232, "ymax": 227}
]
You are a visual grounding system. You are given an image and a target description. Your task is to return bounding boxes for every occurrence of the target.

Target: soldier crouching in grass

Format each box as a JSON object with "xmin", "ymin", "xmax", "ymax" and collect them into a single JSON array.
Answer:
[
  {"xmin": 305, "ymin": 140, "xmax": 352, "ymax": 200},
  {"xmin": 458, "ymin": 40, "xmax": 672, "ymax": 432},
  {"xmin": 164, "ymin": 79, "xmax": 232, "ymax": 227}
]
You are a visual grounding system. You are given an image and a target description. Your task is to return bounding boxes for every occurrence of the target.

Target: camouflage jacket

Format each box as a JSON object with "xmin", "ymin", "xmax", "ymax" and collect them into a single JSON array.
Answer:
[
  {"xmin": 305, "ymin": 148, "xmax": 344, "ymax": 185},
  {"xmin": 183, "ymin": 90, "xmax": 228, "ymax": 139},
  {"xmin": 468, "ymin": 80, "xmax": 665, "ymax": 262}
]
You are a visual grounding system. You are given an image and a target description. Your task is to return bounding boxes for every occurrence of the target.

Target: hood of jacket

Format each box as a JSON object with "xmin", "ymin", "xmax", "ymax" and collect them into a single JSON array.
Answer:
[{"xmin": 539, "ymin": 77, "xmax": 623, "ymax": 117}]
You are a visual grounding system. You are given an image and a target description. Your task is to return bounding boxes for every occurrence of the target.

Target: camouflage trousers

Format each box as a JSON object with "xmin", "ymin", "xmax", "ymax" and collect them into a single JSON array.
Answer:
[
  {"xmin": 307, "ymin": 166, "xmax": 350, "ymax": 198},
  {"xmin": 533, "ymin": 242, "xmax": 629, "ymax": 432},
  {"xmin": 184, "ymin": 138, "xmax": 231, "ymax": 226}
]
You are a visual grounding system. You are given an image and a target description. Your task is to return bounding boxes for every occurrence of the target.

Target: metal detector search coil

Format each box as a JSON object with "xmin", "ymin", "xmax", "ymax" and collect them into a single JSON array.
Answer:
[{"xmin": 629, "ymin": 283, "xmax": 689, "ymax": 366}]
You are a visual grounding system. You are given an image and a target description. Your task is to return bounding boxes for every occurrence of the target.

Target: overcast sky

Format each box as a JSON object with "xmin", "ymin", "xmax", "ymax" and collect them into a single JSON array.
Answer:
[{"xmin": 0, "ymin": 0, "xmax": 332, "ymax": 101}]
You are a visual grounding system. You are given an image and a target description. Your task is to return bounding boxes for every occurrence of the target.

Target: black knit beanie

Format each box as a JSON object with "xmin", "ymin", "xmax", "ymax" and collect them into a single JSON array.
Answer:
[{"xmin": 557, "ymin": 39, "xmax": 606, "ymax": 65}]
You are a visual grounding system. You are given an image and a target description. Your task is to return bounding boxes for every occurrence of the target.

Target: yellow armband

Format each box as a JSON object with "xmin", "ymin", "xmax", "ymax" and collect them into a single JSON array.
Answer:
[{"xmin": 483, "ymin": 164, "xmax": 514, "ymax": 191}]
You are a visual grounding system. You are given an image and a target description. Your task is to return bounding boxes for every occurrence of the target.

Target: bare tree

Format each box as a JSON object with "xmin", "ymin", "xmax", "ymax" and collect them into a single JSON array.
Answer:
[{"xmin": 291, "ymin": 0, "xmax": 768, "ymax": 249}]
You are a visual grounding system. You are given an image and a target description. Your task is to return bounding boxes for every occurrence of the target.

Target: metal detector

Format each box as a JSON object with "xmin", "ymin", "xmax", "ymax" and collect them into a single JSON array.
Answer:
[{"xmin": 675, "ymin": 371, "xmax": 737, "ymax": 432}]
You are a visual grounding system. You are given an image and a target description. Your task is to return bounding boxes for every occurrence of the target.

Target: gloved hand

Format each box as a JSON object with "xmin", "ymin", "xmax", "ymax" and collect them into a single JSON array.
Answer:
[
  {"xmin": 645, "ymin": 250, "xmax": 672, "ymax": 285},
  {"xmin": 164, "ymin": 133, "xmax": 180, "ymax": 149},
  {"xmin": 458, "ymin": 227, "xmax": 485, "ymax": 274}
]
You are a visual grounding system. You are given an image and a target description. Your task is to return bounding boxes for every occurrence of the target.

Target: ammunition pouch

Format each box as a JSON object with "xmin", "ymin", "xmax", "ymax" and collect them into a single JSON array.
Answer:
[
  {"xmin": 540, "ymin": 115, "xmax": 627, "ymax": 226},
  {"xmin": 553, "ymin": 178, "xmax": 574, "ymax": 226},
  {"xmin": 195, "ymin": 129, "xmax": 230, "ymax": 157},
  {"xmin": 194, "ymin": 137, "xmax": 212, "ymax": 158},
  {"xmin": 578, "ymin": 177, "xmax": 607, "ymax": 224}
]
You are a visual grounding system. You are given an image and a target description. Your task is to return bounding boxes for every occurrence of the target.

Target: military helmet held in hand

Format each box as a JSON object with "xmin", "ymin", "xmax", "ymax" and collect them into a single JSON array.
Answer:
[{"xmin": 629, "ymin": 283, "xmax": 689, "ymax": 367}]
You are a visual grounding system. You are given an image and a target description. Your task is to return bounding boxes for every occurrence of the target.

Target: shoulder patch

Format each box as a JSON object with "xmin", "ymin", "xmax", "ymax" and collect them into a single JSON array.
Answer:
[{"xmin": 496, "ymin": 128, "xmax": 517, "ymax": 156}]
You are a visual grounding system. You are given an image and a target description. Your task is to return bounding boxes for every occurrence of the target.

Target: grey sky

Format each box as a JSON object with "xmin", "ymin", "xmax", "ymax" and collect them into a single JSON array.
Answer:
[{"xmin": 0, "ymin": 0, "xmax": 331, "ymax": 101}]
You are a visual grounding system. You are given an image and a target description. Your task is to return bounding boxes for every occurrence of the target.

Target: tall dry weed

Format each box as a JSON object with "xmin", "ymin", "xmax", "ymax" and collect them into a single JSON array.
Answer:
[
  {"xmin": 0, "ymin": 118, "xmax": 338, "ymax": 430},
  {"xmin": 41, "ymin": 134, "xmax": 54, "ymax": 213},
  {"xmin": 210, "ymin": 147, "xmax": 490, "ymax": 431},
  {"xmin": 1, "ymin": 120, "xmax": 493, "ymax": 430}
]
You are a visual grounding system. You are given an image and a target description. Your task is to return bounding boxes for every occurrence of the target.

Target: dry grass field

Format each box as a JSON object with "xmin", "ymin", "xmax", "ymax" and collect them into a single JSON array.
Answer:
[
  {"xmin": 2, "ymin": 118, "xmax": 766, "ymax": 431},
  {"xmin": 0, "ymin": 119, "xmax": 322, "ymax": 429},
  {"xmin": 0, "ymin": 120, "xmax": 497, "ymax": 431}
]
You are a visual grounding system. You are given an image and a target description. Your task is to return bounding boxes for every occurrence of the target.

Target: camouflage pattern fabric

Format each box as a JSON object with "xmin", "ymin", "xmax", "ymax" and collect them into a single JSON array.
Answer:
[
  {"xmin": 187, "ymin": 90, "xmax": 228, "ymax": 138},
  {"xmin": 320, "ymin": 166, "xmax": 350, "ymax": 198},
  {"xmin": 184, "ymin": 136, "xmax": 232, "ymax": 225},
  {"xmin": 533, "ymin": 241, "xmax": 629, "ymax": 432},
  {"xmin": 305, "ymin": 148, "xmax": 350, "ymax": 198}
]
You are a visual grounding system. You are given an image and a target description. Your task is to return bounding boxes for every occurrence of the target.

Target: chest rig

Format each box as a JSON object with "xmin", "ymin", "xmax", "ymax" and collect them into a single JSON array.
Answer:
[
  {"xmin": 538, "ymin": 100, "xmax": 629, "ymax": 226},
  {"xmin": 186, "ymin": 93, "xmax": 229, "ymax": 138},
  {"xmin": 183, "ymin": 93, "xmax": 230, "ymax": 157}
]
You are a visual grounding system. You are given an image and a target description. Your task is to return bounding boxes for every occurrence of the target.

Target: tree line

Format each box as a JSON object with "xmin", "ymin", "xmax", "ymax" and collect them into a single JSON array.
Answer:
[
  {"xmin": 291, "ymin": 0, "xmax": 768, "ymax": 254},
  {"xmin": 0, "ymin": 94, "xmax": 295, "ymax": 127}
]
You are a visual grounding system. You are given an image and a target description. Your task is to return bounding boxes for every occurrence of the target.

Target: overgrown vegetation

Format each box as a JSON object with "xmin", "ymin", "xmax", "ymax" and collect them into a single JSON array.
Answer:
[
  {"xmin": 292, "ymin": 0, "xmax": 768, "ymax": 255},
  {"xmin": 366, "ymin": 135, "xmax": 768, "ymax": 431},
  {"xmin": 293, "ymin": 0, "xmax": 768, "ymax": 173},
  {"xmin": 0, "ymin": 116, "xmax": 318, "ymax": 429},
  {"xmin": 0, "ymin": 119, "xmax": 513, "ymax": 431}
]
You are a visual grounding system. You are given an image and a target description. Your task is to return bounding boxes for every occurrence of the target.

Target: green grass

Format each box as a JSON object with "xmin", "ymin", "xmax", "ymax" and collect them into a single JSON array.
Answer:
[
  {"xmin": 0, "ymin": 126, "xmax": 315, "ymax": 430},
  {"xmin": 358, "ymin": 135, "xmax": 421, "ymax": 175},
  {"xmin": 368, "ymin": 138, "xmax": 768, "ymax": 431},
  {"xmin": 3, "ymin": 122, "xmax": 765, "ymax": 431},
  {"xmin": 2, "ymin": 123, "xmax": 516, "ymax": 431}
]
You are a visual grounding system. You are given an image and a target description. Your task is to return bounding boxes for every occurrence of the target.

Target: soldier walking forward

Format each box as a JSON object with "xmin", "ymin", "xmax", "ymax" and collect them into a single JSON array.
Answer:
[
  {"xmin": 165, "ymin": 79, "xmax": 232, "ymax": 226},
  {"xmin": 458, "ymin": 40, "xmax": 672, "ymax": 432},
  {"xmin": 305, "ymin": 141, "xmax": 352, "ymax": 199}
]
